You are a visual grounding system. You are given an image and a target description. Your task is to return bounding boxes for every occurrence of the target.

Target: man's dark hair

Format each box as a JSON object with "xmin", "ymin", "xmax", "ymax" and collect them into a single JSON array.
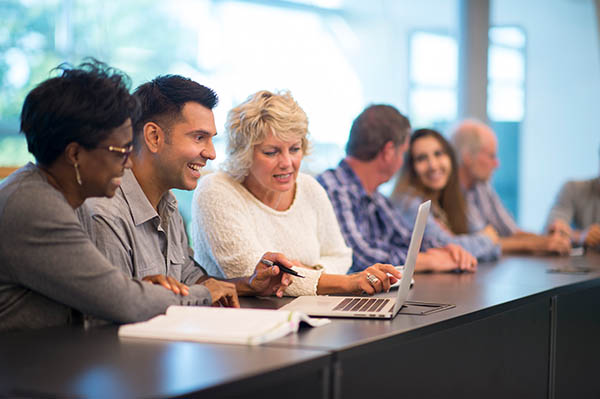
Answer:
[
  {"xmin": 132, "ymin": 75, "xmax": 218, "ymax": 148},
  {"xmin": 345, "ymin": 104, "xmax": 411, "ymax": 161},
  {"xmin": 20, "ymin": 58, "xmax": 139, "ymax": 166}
]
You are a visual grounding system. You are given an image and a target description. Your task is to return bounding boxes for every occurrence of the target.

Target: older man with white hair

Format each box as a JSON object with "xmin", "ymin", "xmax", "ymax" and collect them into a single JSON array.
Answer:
[{"xmin": 451, "ymin": 119, "xmax": 571, "ymax": 255}]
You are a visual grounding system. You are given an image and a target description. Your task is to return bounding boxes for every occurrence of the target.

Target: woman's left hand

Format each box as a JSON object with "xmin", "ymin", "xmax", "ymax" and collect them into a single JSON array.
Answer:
[{"xmin": 443, "ymin": 244, "xmax": 478, "ymax": 272}]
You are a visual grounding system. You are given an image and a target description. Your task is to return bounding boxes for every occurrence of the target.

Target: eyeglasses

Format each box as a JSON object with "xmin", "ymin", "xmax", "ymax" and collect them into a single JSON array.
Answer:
[{"xmin": 99, "ymin": 144, "xmax": 134, "ymax": 165}]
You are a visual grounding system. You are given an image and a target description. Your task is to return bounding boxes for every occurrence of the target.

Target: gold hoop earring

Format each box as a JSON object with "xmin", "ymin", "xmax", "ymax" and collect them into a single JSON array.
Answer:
[{"xmin": 74, "ymin": 162, "xmax": 83, "ymax": 186}]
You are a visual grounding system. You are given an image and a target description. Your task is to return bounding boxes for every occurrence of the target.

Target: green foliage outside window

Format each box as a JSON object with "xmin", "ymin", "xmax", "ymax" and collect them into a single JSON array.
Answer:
[{"xmin": 0, "ymin": 0, "xmax": 205, "ymax": 166}]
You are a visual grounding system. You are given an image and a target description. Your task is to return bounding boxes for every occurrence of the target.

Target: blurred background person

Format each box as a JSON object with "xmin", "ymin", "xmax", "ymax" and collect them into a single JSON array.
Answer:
[
  {"xmin": 546, "ymin": 144, "xmax": 600, "ymax": 249},
  {"xmin": 318, "ymin": 105, "xmax": 477, "ymax": 274},
  {"xmin": 391, "ymin": 128, "xmax": 500, "ymax": 261},
  {"xmin": 452, "ymin": 119, "xmax": 571, "ymax": 255}
]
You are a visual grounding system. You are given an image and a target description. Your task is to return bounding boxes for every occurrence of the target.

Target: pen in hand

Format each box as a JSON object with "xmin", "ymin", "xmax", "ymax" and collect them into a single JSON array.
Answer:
[{"xmin": 260, "ymin": 258, "xmax": 305, "ymax": 278}]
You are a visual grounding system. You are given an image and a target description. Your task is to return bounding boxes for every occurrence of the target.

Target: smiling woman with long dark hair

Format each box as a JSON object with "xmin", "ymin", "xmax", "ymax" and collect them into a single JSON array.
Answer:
[{"xmin": 391, "ymin": 128, "xmax": 501, "ymax": 262}]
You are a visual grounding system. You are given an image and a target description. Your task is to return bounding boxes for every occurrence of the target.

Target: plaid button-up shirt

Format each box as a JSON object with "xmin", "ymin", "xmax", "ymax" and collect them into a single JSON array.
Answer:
[
  {"xmin": 465, "ymin": 181, "xmax": 519, "ymax": 237},
  {"xmin": 317, "ymin": 160, "xmax": 438, "ymax": 273}
]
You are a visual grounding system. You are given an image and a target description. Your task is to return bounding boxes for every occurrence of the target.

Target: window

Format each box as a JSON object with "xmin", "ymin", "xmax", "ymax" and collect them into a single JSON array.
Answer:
[
  {"xmin": 0, "ymin": 0, "xmax": 363, "ymax": 173},
  {"xmin": 487, "ymin": 26, "xmax": 526, "ymax": 122},
  {"xmin": 408, "ymin": 31, "xmax": 458, "ymax": 129},
  {"xmin": 406, "ymin": 27, "xmax": 526, "ymax": 220},
  {"xmin": 487, "ymin": 26, "xmax": 526, "ymax": 220}
]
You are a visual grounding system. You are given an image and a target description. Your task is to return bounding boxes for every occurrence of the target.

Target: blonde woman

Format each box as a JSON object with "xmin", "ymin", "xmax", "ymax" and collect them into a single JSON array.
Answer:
[{"xmin": 192, "ymin": 90, "xmax": 400, "ymax": 296}]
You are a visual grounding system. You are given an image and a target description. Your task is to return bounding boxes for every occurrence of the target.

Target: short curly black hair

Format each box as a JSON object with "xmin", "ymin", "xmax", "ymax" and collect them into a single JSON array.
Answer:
[{"xmin": 20, "ymin": 58, "xmax": 139, "ymax": 166}]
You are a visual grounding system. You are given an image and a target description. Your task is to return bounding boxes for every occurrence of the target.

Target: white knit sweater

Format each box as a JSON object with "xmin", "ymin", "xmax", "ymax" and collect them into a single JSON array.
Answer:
[{"xmin": 191, "ymin": 171, "xmax": 353, "ymax": 296}]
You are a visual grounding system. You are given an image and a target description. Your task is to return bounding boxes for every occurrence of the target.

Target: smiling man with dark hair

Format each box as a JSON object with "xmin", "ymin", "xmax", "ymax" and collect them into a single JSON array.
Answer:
[{"xmin": 78, "ymin": 75, "xmax": 292, "ymax": 307}]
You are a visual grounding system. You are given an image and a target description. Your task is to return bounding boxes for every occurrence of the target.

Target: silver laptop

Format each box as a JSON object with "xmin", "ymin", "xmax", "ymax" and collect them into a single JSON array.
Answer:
[{"xmin": 280, "ymin": 200, "xmax": 431, "ymax": 319}]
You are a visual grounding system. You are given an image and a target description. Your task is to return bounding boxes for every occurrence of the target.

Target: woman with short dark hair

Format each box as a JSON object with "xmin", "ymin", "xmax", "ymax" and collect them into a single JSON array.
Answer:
[{"xmin": 0, "ymin": 60, "xmax": 212, "ymax": 332}]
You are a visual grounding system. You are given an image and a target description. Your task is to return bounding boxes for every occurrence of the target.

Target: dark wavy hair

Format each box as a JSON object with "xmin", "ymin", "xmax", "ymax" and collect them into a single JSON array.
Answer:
[
  {"xmin": 392, "ymin": 128, "xmax": 469, "ymax": 234},
  {"xmin": 20, "ymin": 58, "xmax": 139, "ymax": 166},
  {"xmin": 346, "ymin": 104, "xmax": 411, "ymax": 161},
  {"xmin": 132, "ymin": 75, "xmax": 218, "ymax": 148}
]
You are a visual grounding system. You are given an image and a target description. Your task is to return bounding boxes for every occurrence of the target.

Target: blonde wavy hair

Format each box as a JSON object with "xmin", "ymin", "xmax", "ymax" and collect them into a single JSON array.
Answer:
[{"xmin": 223, "ymin": 90, "xmax": 310, "ymax": 182}]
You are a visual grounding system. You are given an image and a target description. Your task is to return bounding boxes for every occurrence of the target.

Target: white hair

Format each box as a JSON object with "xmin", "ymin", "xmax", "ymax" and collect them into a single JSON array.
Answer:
[{"xmin": 450, "ymin": 119, "xmax": 487, "ymax": 163}]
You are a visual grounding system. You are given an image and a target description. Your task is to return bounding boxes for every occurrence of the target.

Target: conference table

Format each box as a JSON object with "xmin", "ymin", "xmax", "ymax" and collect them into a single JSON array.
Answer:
[{"xmin": 1, "ymin": 252, "xmax": 599, "ymax": 398}]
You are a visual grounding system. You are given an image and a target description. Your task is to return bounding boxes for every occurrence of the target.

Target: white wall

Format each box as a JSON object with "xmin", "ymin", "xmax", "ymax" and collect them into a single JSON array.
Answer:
[
  {"xmin": 344, "ymin": 0, "xmax": 599, "ymax": 231},
  {"xmin": 492, "ymin": 0, "xmax": 600, "ymax": 231},
  {"xmin": 342, "ymin": 0, "xmax": 457, "ymax": 120}
]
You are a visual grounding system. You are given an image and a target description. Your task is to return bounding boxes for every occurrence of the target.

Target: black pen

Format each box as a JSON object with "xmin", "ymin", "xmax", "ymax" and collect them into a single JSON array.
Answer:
[{"xmin": 260, "ymin": 258, "xmax": 305, "ymax": 278}]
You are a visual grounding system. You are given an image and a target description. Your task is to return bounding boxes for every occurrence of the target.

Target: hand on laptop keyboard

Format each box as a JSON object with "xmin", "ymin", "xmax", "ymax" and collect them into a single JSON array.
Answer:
[{"xmin": 350, "ymin": 264, "xmax": 402, "ymax": 295}]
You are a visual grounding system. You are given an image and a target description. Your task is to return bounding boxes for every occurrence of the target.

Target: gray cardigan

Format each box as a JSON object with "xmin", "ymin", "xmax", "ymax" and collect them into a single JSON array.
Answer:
[
  {"xmin": 0, "ymin": 163, "xmax": 211, "ymax": 332},
  {"xmin": 546, "ymin": 177, "xmax": 600, "ymax": 231}
]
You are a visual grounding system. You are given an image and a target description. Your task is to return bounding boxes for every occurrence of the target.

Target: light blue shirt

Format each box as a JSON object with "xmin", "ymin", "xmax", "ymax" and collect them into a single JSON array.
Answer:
[
  {"xmin": 393, "ymin": 193, "xmax": 501, "ymax": 262},
  {"xmin": 465, "ymin": 181, "xmax": 519, "ymax": 237},
  {"xmin": 317, "ymin": 160, "xmax": 439, "ymax": 272}
]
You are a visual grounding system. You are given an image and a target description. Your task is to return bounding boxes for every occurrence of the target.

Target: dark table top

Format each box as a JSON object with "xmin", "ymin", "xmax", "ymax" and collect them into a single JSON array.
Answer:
[
  {"xmin": 2, "ymin": 252, "xmax": 599, "ymax": 398},
  {"xmin": 241, "ymin": 251, "xmax": 600, "ymax": 351},
  {"xmin": 0, "ymin": 324, "xmax": 330, "ymax": 399}
]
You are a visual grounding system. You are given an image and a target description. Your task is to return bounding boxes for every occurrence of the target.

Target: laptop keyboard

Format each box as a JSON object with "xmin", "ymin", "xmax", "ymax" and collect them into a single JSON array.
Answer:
[{"xmin": 332, "ymin": 297, "xmax": 391, "ymax": 312}]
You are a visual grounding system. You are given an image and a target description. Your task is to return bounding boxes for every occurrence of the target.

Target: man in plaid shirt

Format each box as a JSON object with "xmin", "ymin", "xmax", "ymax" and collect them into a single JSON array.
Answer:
[{"xmin": 318, "ymin": 105, "xmax": 477, "ymax": 273}]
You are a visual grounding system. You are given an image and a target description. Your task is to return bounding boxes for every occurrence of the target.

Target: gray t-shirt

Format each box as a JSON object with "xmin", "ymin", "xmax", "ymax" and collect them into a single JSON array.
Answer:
[
  {"xmin": 78, "ymin": 169, "xmax": 206, "ymax": 284},
  {"xmin": 546, "ymin": 177, "xmax": 600, "ymax": 232},
  {"xmin": 0, "ymin": 163, "xmax": 211, "ymax": 332}
]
